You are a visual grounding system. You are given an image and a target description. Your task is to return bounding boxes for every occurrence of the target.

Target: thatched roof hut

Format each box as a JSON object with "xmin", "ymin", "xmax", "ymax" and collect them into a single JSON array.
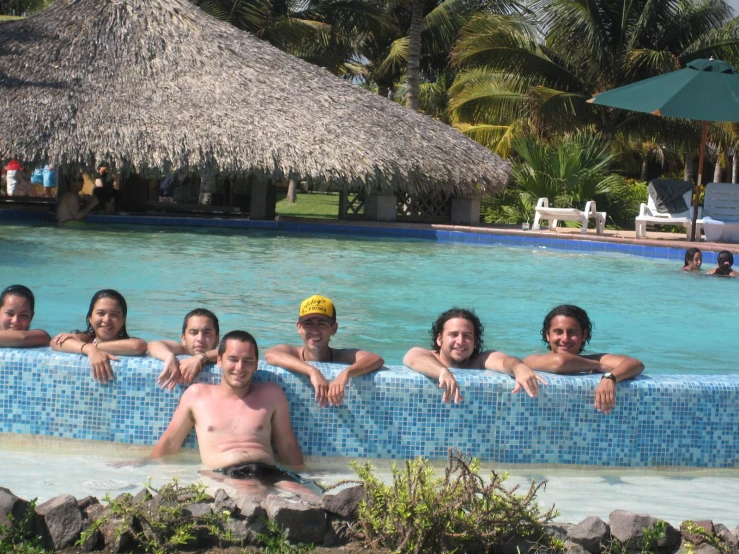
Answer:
[{"xmin": 0, "ymin": 0, "xmax": 510, "ymax": 196}]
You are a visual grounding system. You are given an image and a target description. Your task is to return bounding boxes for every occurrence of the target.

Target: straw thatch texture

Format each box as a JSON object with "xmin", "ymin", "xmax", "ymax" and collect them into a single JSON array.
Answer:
[{"xmin": 0, "ymin": 0, "xmax": 510, "ymax": 196}]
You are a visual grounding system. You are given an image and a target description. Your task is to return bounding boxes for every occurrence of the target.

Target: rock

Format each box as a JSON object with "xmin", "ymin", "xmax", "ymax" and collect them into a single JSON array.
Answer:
[
  {"xmin": 0, "ymin": 487, "xmax": 30, "ymax": 530},
  {"xmin": 77, "ymin": 496, "xmax": 99, "ymax": 512},
  {"xmin": 564, "ymin": 541, "xmax": 592, "ymax": 554},
  {"xmin": 34, "ymin": 494, "xmax": 84, "ymax": 550},
  {"xmin": 84, "ymin": 502, "xmax": 106, "ymax": 522},
  {"xmin": 262, "ymin": 494, "xmax": 327, "ymax": 544},
  {"xmin": 689, "ymin": 544, "xmax": 721, "ymax": 554},
  {"xmin": 78, "ymin": 518, "xmax": 101, "ymax": 551},
  {"xmin": 323, "ymin": 517, "xmax": 353, "ymax": 547},
  {"xmin": 132, "ymin": 488, "xmax": 152, "ymax": 505},
  {"xmin": 610, "ymin": 510, "xmax": 679, "ymax": 552},
  {"xmin": 98, "ymin": 515, "xmax": 134, "ymax": 553},
  {"xmin": 213, "ymin": 489, "xmax": 237, "ymax": 516},
  {"xmin": 321, "ymin": 485, "xmax": 365, "ymax": 520},
  {"xmin": 715, "ymin": 524, "xmax": 738, "ymax": 549},
  {"xmin": 567, "ymin": 516, "xmax": 609, "ymax": 553},
  {"xmin": 183, "ymin": 501, "xmax": 212, "ymax": 518},
  {"xmin": 236, "ymin": 496, "xmax": 267, "ymax": 523},
  {"xmin": 545, "ymin": 523, "xmax": 573, "ymax": 543},
  {"xmin": 681, "ymin": 520, "xmax": 716, "ymax": 545},
  {"xmin": 500, "ymin": 535, "xmax": 537, "ymax": 554},
  {"xmin": 224, "ymin": 518, "xmax": 264, "ymax": 547}
]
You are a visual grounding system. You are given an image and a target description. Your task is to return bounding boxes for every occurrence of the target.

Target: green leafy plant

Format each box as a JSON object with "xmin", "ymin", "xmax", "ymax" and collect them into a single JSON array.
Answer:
[
  {"xmin": 353, "ymin": 449, "xmax": 558, "ymax": 554},
  {"xmin": 78, "ymin": 478, "xmax": 231, "ymax": 554},
  {"xmin": 638, "ymin": 519, "xmax": 668, "ymax": 554},
  {"xmin": 256, "ymin": 519, "xmax": 315, "ymax": 554},
  {"xmin": 0, "ymin": 499, "xmax": 50, "ymax": 554}
]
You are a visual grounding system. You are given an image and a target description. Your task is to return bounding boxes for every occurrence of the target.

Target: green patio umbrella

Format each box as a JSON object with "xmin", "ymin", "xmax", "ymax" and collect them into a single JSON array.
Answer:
[{"xmin": 588, "ymin": 58, "xmax": 739, "ymax": 241}]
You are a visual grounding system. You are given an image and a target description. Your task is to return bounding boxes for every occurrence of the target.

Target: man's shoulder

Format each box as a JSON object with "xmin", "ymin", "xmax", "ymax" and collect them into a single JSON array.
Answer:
[
  {"xmin": 251, "ymin": 381, "xmax": 286, "ymax": 396},
  {"xmin": 182, "ymin": 382, "xmax": 217, "ymax": 400}
]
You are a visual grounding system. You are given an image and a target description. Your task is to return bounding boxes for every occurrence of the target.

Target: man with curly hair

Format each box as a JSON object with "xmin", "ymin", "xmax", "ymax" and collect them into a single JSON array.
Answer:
[
  {"xmin": 523, "ymin": 305, "xmax": 644, "ymax": 414},
  {"xmin": 403, "ymin": 308, "xmax": 545, "ymax": 404}
]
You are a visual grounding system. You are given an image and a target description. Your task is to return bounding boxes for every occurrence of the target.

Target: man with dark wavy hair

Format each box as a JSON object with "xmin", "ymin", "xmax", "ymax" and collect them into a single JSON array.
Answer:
[
  {"xmin": 403, "ymin": 307, "xmax": 545, "ymax": 404},
  {"xmin": 524, "ymin": 304, "xmax": 644, "ymax": 414}
]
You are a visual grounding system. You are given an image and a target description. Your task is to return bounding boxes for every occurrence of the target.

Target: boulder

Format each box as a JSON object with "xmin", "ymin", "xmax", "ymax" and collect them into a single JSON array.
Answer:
[
  {"xmin": 567, "ymin": 516, "xmax": 609, "ymax": 553},
  {"xmin": 98, "ymin": 514, "xmax": 134, "ymax": 553},
  {"xmin": 34, "ymin": 494, "xmax": 84, "ymax": 550},
  {"xmin": 77, "ymin": 496, "xmax": 99, "ymax": 512},
  {"xmin": 0, "ymin": 487, "xmax": 30, "ymax": 530},
  {"xmin": 681, "ymin": 520, "xmax": 715, "ymax": 545},
  {"xmin": 610, "ymin": 510, "xmax": 679, "ymax": 551},
  {"xmin": 564, "ymin": 541, "xmax": 592, "ymax": 554},
  {"xmin": 236, "ymin": 496, "xmax": 267, "ymax": 523},
  {"xmin": 321, "ymin": 485, "xmax": 365, "ymax": 520},
  {"xmin": 500, "ymin": 535, "xmax": 537, "ymax": 554},
  {"xmin": 545, "ymin": 523, "xmax": 573, "ymax": 543},
  {"xmin": 262, "ymin": 494, "xmax": 326, "ymax": 544},
  {"xmin": 715, "ymin": 524, "xmax": 738, "ymax": 549},
  {"xmin": 183, "ymin": 501, "xmax": 212, "ymax": 518},
  {"xmin": 323, "ymin": 517, "xmax": 353, "ymax": 547},
  {"xmin": 132, "ymin": 488, "xmax": 152, "ymax": 505},
  {"xmin": 78, "ymin": 518, "xmax": 101, "ymax": 551},
  {"xmin": 212, "ymin": 489, "xmax": 237, "ymax": 516},
  {"xmin": 224, "ymin": 518, "xmax": 263, "ymax": 547}
]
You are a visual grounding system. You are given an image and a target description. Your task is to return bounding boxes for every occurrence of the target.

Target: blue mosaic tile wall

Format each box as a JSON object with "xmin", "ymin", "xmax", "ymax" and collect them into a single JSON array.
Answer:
[{"xmin": 2, "ymin": 348, "xmax": 738, "ymax": 467}]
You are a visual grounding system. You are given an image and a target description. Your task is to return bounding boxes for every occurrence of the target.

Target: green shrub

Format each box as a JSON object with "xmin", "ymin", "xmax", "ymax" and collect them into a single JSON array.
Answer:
[
  {"xmin": 353, "ymin": 450, "xmax": 557, "ymax": 554},
  {"xmin": 0, "ymin": 499, "xmax": 50, "ymax": 554}
]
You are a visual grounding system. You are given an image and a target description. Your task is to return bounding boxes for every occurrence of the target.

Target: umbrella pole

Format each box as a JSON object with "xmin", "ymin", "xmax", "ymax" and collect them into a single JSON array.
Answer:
[{"xmin": 690, "ymin": 120, "xmax": 708, "ymax": 242}]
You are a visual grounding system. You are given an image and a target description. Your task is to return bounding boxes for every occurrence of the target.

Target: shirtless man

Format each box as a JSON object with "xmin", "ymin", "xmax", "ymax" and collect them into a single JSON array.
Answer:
[
  {"xmin": 403, "ymin": 308, "xmax": 545, "ymax": 404},
  {"xmin": 265, "ymin": 295, "xmax": 384, "ymax": 407},
  {"xmin": 57, "ymin": 173, "xmax": 98, "ymax": 223},
  {"xmin": 148, "ymin": 308, "xmax": 219, "ymax": 390},
  {"xmin": 523, "ymin": 305, "xmax": 644, "ymax": 414},
  {"xmin": 152, "ymin": 330, "xmax": 315, "ymax": 500}
]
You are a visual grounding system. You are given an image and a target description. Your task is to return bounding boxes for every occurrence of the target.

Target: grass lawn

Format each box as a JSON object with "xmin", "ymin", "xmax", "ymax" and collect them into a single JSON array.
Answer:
[
  {"xmin": 0, "ymin": 16, "xmax": 23, "ymax": 21},
  {"xmin": 275, "ymin": 190, "xmax": 339, "ymax": 219}
]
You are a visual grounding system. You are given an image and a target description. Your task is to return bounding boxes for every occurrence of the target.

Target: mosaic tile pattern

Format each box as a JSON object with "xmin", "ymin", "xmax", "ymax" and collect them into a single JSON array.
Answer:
[{"xmin": 2, "ymin": 349, "xmax": 738, "ymax": 467}]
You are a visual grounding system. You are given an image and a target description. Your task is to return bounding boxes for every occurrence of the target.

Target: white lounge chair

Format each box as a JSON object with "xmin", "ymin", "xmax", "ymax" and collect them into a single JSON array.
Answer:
[
  {"xmin": 702, "ymin": 182, "xmax": 739, "ymax": 243},
  {"xmin": 532, "ymin": 198, "xmax": 606, "ymax": 234},
  {"xmin": 634, "ymin": 185, "xmax": 703, "ymax": 240}
]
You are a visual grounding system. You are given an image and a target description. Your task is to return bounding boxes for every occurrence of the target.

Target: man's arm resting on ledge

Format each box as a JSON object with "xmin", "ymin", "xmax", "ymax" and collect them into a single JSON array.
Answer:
[
  {"xmin": 403, "ymin": 347, "xmax": 462, "ymax": 404},
  {"xmin": 478, "ymin": 351, "xmax": 546, "ymax": 397},
  {"xmin": 524, "ymin": 352, "xmax": 607, "ymax": 374}
]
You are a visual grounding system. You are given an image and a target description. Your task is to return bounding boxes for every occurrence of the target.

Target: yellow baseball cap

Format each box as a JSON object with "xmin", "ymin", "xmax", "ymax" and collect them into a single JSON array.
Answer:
[{"xmin": 298, "ymin": 295, "xmax": 336, "ymax": 322}]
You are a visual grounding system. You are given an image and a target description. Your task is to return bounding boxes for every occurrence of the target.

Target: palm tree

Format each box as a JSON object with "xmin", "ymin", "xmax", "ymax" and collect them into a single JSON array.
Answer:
[{"xmin": 449, "ymin": 0, "xmax": 739, "ymax": 153}]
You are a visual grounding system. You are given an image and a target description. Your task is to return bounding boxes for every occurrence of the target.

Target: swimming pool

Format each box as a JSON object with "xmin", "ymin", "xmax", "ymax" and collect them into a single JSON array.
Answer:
[{"xmin": 0, "ymin": 221, "xmax": 736, "ymax": 375}]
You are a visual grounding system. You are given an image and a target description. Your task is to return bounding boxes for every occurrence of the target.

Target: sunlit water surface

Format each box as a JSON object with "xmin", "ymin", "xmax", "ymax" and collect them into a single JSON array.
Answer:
[
  {"xmin": 1, "ymin": 435, "xmax": 737, "ymax": 526},
  {"xmin": 1, "ymin": 222, "xmax": 737, "ymax": 373}
]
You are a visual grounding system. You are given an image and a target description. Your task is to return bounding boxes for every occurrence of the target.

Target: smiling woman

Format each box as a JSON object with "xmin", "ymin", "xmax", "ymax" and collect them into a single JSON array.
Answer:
[
  {"xmin": 50, "ymin": 289, "xmax": 147, "ymax": 383},
  {"xmin": 0, "ymin": 284, "xmax": 50, "ymax": 347}
]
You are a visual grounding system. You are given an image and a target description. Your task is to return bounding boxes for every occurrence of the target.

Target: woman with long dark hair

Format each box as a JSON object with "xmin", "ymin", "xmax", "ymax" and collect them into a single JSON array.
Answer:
[{"xmin": 51, "ymin": 289, "xmax": 146, "ymax": 383}]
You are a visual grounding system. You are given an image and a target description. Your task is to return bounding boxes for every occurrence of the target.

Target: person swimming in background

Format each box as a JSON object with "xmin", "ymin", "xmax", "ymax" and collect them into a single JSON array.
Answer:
[
  {"xmin": 0, "ymin": 285, "xmax": 51, "ymax": 347},
  {"xmin": 683, "ymin": 247, "xmax": 702, "ymax": 272},
  {"xmin": 51, "ymin": 289, "xmax": 147, "ymax": 383},
  {"xmin": 707, "ymin": 250, "xmax": 739, "ymax": 277}
]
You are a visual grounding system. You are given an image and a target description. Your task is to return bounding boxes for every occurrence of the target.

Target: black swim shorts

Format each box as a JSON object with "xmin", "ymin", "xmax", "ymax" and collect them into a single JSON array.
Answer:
[{"xmin": 214, "ymin": 462, "xmax": 324, "ymax": 495}]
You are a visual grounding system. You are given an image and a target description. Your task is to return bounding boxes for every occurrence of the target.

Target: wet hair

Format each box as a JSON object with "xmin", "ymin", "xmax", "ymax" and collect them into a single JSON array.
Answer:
[
  {"xmin": 684, "ymin": 247, "xmax": 701, "ymax": 268},
  {"xmin": 429, "ymin": 308, "xmax": 485, "ymax": 358},
  {"xmin": 217, "ymin": 330, "xmax": 259, "ymax": 358},
  {"xmin": 182, "ymin": 308, "xmax": 220, "ymax": 336},
  {"xmin": 0, "ymin": 285, "xmax": 35, "ymax": 316},
  {"xmin": 541, "ymin": 305, "xmax": 592, "ymax": 353},
  {"xmin": 714, "ymin": 250, "xmax": 735, "ymax": 276},
  {"xmin": 84, "ymin": 289, "xmax": 129, "ymax": 339}
]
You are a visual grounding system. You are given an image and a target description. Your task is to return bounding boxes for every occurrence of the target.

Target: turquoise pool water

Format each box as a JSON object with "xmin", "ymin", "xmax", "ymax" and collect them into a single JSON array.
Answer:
[{"xmin": 1, "ymin": 222, "xmax": 736, "ymax": 374}]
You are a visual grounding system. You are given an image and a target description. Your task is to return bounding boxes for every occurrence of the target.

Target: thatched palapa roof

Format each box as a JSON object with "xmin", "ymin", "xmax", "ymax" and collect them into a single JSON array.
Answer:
[{"xmin": 0, "ymin": 0, "xmax": 510, "ymax": 196}]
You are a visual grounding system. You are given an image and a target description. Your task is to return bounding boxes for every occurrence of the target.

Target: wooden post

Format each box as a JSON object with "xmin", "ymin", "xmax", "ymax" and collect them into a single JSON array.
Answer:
[{"xmin": 690, "ymin": 121, "xmax": 707, "ymax": 242}]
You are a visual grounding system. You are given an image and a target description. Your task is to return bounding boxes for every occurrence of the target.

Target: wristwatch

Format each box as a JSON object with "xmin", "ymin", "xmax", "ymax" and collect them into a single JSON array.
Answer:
[{"xmin": 601, "ymin": 372, "xmax": 617, "ymax": 383}]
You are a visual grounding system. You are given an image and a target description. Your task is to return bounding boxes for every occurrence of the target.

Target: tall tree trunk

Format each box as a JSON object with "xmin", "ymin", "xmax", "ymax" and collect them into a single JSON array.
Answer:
[
  {"xmin": 287, "ymin": 177, "xmax": 297, "ymax": 203},
  {"xmin": 733, "ymin": 153, "xmax": 739, "ymax": 183},
  {"xmin": 714, "ymin": 158, "xmax": 723, "ymax": 183},
  {"xmin": 640, "ymin": 159, "xmax": 648, "ymax": 182},
  {"xmin": 406, "ymin": 0, "xmax": 423, "ymax": 111},
  {"xmin": 684, "ymin": 154, "xmax": 694, "ymax": 183}
]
